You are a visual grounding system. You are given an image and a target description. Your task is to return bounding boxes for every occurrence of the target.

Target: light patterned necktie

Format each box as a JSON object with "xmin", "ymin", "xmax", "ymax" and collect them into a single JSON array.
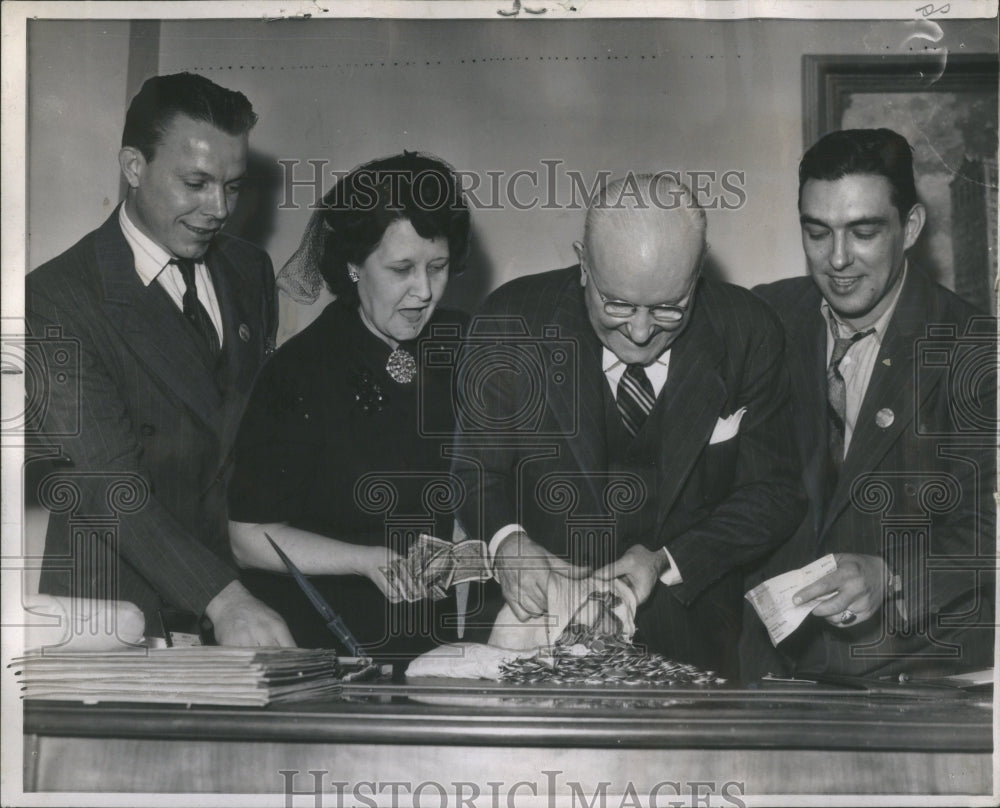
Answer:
[
  {"xmin": 826, "ymin": 324, "xmax": 874, "ymax": 467},
  {"xmin": 617, "ymin": 363, "xmax": 656, "ymax": 437}
]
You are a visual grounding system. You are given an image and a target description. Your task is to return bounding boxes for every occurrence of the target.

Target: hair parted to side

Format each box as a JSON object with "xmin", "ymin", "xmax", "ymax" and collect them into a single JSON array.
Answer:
[
  {"xmin": 798, "ymin": 128, "xmax": 918, "ymax": 220},
  {"xmin": 122, "ymin": 72, "xmax": 258, "ymax": 161},
  {"xmin": 583, "ymin": 172, "xmax": 707, "ymax": 253},
  {"xmin": 318, "ymin": 151, "xmax": 471, "ymax": 302}
]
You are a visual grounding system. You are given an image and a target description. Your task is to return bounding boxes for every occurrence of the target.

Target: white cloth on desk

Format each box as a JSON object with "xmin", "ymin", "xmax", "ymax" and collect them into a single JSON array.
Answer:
[
  {"xmin": 22, "ymin": 594, "xmax": 145, "ymax": 652},
  {"xmin": 406, "ymin": 574, "xmax": 637, "ymax": 680}
]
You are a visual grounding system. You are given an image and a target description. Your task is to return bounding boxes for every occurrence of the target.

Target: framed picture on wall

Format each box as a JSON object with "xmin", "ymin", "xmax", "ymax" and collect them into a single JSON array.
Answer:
[{"xmin": 803, "ymin": 53, "xmax": 999, "ymax": 312}]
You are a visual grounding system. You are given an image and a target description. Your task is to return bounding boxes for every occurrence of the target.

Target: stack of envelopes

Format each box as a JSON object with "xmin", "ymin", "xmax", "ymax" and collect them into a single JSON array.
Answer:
[{"xmin": 11, "ymin": 646, "xmax": 348, "ymax": 706}]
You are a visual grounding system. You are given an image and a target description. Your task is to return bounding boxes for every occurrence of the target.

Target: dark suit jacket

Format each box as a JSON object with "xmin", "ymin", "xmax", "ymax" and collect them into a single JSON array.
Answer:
[
  {"xmin": 26, "ymin": 208, "xmax": 276, "ymax": 624},
  {"xmin": 741, "ymin": 269, "xmax": 996, "ymax": 679},
  {"xmin": 453, "ymin": 266, "xmax": 805, "ymax": 675}
]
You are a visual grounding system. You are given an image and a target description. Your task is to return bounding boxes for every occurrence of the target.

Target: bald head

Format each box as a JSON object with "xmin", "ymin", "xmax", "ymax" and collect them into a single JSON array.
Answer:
[
  {"xmin": 583, "ymin": 173, "xmax": 706, "ymax": 281},
  {"xmin": 575, "ymin": 174, "xmax": 706, "ymax": 365}
]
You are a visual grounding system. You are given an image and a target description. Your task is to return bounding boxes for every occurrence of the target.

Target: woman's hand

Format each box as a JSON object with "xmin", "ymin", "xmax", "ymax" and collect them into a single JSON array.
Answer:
[
  {"xmin": 355, "ymin": 545, "xmax": 412, "ymax": 602},
  {"xmin": 229, "ymin": 521, "xmax": 429, "ymax": 603}
]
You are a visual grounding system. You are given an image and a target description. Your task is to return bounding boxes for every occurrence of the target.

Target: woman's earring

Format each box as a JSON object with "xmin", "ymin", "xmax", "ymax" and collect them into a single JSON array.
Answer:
[{"xmin": 348, "ymin": 267, "xmax": 360, "ymax": 283}]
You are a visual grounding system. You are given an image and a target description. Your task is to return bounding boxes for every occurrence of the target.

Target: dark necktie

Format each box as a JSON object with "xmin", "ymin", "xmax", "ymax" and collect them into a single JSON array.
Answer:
[
  {"xmin": 172, "ymin": 258, "xmax": 220, "ymax": 358},
  {"xmin": 826, "ymin": 325, "xmax": 874, "ymax": 468},
  {"xmin": 617, "ymin": 363, "xmax": 656, "ymax": 437}
]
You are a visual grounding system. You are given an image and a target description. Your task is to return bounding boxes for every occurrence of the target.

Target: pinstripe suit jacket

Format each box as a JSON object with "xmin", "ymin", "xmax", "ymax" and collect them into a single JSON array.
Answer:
[
  {"xmin": 26, "ymin": 208, "xmax": 276, "ymax": 624},
  {"xmin": 740, "ymin": 269, "xmax": 996, "ymax": 679},
  {"xmin": 453, "ymin": 266, "xmax": 805, "ymax": 674}
]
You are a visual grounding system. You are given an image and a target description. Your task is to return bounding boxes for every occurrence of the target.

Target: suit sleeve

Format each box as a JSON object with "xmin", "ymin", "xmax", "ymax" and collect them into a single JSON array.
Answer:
[
  {"xmin": 664, "ymin": 305, "xmax": 807, "ymax": 604},
  {"xmin": 228, "ymin": 349, "xmax": 318, "ymax": 523},
  {"xmin": 452, "ymin": 296, "xmax": 526, "ymax": 545},
  {"xmin": 26, "ymin": 275, "xmax": 240, "ymax": 616},
  {"xmin": 893, "ymin": 326, "xmax": 996, "ymax": 625}
]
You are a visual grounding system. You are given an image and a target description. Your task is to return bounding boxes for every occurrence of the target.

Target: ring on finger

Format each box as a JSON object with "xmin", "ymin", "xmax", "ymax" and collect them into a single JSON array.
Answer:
[{"xmin": 839, "ymin": 608, "xmax": 857, "ymax": 625}]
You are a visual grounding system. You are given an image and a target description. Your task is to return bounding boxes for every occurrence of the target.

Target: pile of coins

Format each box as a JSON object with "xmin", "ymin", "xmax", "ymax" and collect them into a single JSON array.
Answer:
[
  {"xmin": 499, "ymin": 632, "xmax": 726, "ymax": 688},
  {"xmin": 500, "ymin": 608, "xmax": 726, "ymax": 687},
  {"xmin": 498, "ymin": 589, "xmax": 725, "ymax": 687}
]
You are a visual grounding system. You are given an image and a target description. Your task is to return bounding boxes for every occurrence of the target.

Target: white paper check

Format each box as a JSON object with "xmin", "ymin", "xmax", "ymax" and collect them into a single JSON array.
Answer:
[{"xmin": 744, "ymin": 554, "xmax": 838, "ymax": 646}]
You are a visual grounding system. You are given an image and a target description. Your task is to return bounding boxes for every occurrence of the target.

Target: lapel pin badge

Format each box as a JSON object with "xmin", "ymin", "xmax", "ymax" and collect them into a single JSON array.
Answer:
[
  {"xmin": 882, "ymin": 358, "xmax": 892, "ymax": 367},
  {"xmin": 238, "ymin": 324, "xmax": 251, "ymax": 342},
  {"xmin": 875, "ymin": 408, "xmax": 894, "ymax": 429}
]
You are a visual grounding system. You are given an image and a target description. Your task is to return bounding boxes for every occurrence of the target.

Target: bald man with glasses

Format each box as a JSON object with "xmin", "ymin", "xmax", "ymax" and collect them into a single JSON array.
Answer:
[{"xmin": 454, "ymin": 176, "xmax": 804, "ymax": 677}]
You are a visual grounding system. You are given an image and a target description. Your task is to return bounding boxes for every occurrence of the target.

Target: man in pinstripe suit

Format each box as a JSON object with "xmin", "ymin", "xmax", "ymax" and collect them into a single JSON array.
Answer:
[
  {"xmin": 454, "ymin": 175, "xmax": 805, "ymax": 676},
  {"xmin": 26, "ymin": 73, "xmax": 294, "ymax": 646},
  {"xmin": 740, "ymin": 128, "xmax": 995, "ymax": 679}
]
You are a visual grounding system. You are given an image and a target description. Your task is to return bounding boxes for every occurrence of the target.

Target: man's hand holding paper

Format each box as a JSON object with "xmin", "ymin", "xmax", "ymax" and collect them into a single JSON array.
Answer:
[
  {"xmin": 744, "ymin": 554, "xmax": 838, "ymax": 646},
  {"xmin": 792, "ymin": 553, "xmax": 889, "ymax": 628}
]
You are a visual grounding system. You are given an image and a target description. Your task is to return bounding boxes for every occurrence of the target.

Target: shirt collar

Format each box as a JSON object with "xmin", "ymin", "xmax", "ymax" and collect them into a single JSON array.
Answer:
[
  {"xmin": 118, "ymin": 204, "xmax": 176, "ymax": 287},
  {"xmin": 602, "ymin": 346, "xmax": 670, "ymax": 373},
  {"xmin": 820, "ymin": 261, "xmax": 908, "ymax": 342}
]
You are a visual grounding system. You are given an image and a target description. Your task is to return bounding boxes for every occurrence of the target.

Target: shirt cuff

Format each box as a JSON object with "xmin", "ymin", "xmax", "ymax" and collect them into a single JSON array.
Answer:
[
  {"xmin": 886, "ymin": 569, "xmax": 908, "ymax": 623},
  {"xmin": 487, "ymin": 524, "xmax": 525, "ymax": 568},
  {"xmin": 659, "ymin": 546, "xmax": 683, "ymax": 586}
]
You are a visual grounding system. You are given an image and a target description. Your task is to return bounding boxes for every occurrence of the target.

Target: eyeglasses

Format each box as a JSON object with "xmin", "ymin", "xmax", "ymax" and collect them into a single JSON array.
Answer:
[{"xmin": 585, "ymin": 266, "xmax": 696, "ymax": 326}]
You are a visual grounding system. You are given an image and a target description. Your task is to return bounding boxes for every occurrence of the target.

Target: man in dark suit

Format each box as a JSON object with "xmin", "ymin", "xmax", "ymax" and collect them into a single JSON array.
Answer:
[
  {"xmin": 26, "ymin": 73, "xmax": 294, "ymax": 646},
  {"xmin": 740, "ymin": 128, "xmax": 995, "ymax": 679},
  {"xmin": 453, "ymin": 175, "xmax": 805, "ymax": 676}
]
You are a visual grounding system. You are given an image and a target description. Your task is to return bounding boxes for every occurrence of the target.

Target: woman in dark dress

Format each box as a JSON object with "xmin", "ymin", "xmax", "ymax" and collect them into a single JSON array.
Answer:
[{"xmin": 228, "ymin": 153, "xmax": 471, "ymax": 661}]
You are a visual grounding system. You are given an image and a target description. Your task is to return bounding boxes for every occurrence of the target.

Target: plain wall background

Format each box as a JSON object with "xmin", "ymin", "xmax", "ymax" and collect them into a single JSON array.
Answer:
[
  {"xmin": 27, "ymin": 16, "xmax": 1000, "ymax": 343},
  {"xmin": 27, "ymin": 20, "xmax": 132, "ymax": 270}
]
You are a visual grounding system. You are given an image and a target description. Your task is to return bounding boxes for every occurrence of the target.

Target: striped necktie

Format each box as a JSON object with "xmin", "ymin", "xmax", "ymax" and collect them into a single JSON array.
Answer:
[{"xmin": 617, "ymin": 363, "xmax": 656, "ymax": 437}]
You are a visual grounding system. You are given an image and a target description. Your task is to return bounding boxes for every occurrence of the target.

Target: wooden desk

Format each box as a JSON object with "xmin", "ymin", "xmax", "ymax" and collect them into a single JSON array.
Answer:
[{"xmin": 23, "ymin": 679, "xmax": 994, "ymax": 802}]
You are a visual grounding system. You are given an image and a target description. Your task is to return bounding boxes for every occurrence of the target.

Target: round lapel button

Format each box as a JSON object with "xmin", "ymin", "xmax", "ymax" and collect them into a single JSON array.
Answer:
[{"xmin": 875, "ymin": 408, "xmax": 894, "ymax": 429}]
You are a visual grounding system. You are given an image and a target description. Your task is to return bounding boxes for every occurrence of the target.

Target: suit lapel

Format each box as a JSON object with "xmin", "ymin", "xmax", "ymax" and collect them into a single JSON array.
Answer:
[
  {"xmin": 651, "ymin": 287, "xmax": 727, "ymax": 522},
  {"xmin": 784, "ymin": 296, "xmax": 831, "ymax": 534},
  {"xmin": 544, "ymin": 279, "xmax": 608, "ymax": 506},
  {"xmin": 94, "ymin": 210, "xmax": 223, "ymax": 428},
  {"xmin": 822, "ymin": 269, "xmax": 944, "ymax": 532},
  {"xmin": 206, "ymin": 245, "xmax": 271, "ymax": 455},
  {"xmin": 546, "ymin": 276, "xmax": 729, "ymax": 522},
  {"xmin": 207, "ymin": 249, "xmax": 249, "ymax": 449}
]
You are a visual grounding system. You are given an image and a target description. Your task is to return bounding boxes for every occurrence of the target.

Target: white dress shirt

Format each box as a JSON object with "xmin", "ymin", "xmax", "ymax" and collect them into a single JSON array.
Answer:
[
  {"xmin": 119, "ymin": 205, "xmax": 224, "ymax": 345},
  {"xmin": 821, "ymin": 264, "xmax": 907, "ymax": 457}
]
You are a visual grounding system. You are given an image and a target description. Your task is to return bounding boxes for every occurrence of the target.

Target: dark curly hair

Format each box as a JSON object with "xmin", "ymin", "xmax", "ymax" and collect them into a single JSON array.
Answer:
[
  {"xmin": 318, "ymin": 152, "xmax": 471, "ymax": 301},
  {"xmin": 799, "ymin": 128, "xmax": 918, "ymax": 221}
]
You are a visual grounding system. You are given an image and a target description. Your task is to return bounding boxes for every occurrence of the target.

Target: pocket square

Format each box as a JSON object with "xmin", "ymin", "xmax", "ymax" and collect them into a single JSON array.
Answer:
[{"xmin": 709, "ymin": 407, "xmax": 747, "ymax": 445}]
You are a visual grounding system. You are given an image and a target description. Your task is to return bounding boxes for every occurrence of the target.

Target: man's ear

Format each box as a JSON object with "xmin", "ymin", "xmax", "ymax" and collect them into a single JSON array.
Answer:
[
  {"xmin": 902, "ymin": 203, "xmax": 926, "ymax": 251},
  {"xmin": 119, "ymin": 146, "xmax": 146, "ymax": 190},
  {"xmin": 573, "ymin": 240, "xmax": 586, "ymax": 285}
]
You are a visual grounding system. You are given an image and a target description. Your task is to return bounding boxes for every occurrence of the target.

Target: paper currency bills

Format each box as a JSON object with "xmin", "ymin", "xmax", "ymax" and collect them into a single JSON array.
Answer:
[{"xmin": 389, "ymin": 533, "xmax": 493, "ymax": 602}]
